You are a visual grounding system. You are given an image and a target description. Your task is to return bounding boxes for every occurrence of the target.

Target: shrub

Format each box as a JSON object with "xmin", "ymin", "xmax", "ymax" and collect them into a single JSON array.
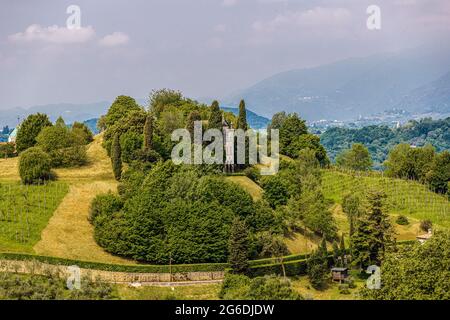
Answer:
[
  {"xmin": 16, "ymin": 113, "xmax": 52, "ymax": 152},
  {"xmin": 396, "ymin": 215, "xmax": 409, "ymax": 225},
  {"xmin": 338, "ymin": 284, "xmax": 350, "ymax": 295},
  {"xmin": 36, "ymin": 125, "xmax": 87, "ymax": 167},
  {"xmin": 244, "ymin": 166, "xmax": 261, "ymax": 184},
  {"xmin": 72, "ymin": 122, "xmax": 94, "ymax": 144},
  {"xmin": 219, "ymin": 273, "xmax": 303, "ymax": 300},
  {"xmin": 0, "ymin": 143, "xmax": 16, "ymax": 158},
  {"xmin": 19, "ymin": 147, "xmax": 52, "ymax": 184},
  {"xmin": 420, "ymin": 219, "xmax": 433, "ymax": 232},
  {"xmin": 120, "ymin": 131, "xmax": 143, "ymax": 163}
]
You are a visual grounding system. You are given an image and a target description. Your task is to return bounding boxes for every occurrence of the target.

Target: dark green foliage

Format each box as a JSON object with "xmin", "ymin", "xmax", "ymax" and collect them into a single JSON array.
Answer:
[
  {"xmin": 149, "ymin": 89, "xmax": 183, "ymax": 117},
  {"xmin": 120, "ymin": 131, "xmax": 143, "ymax": 163},
  {"xmin": 91, "ymin": 162, "xmax": 265, "ymax": 264},
  {"xmin": 261, "ymin": 175, "xmax": 289, "ymax": 208},
  {"xmin": 16, "ymin": 113, "xmax": 52, "ymax": 152},
  {"xmin": 0, "ymin": 272, "xmax": 116, "ymax": 300},
  {"xmin": 72, "ymin": 122, "xmax": 94, "ymax": 144},
  {"xmin": 103, "ymin": 109, "xmax": 147, "ymax": 156},
  {"xmin": 228, "ymin": 217, "xmax": 250, "ymax": 274},
  {"xmin": 236, "ymin": 100, "xmax": 248, "ymax": 130},
  {"xmin": 342, "ymin": 193, "xmax": 361, "ymax": 236},
  {"xmin": 208, "ymin": 100, "xmax": 222, "ymax": 130},
  {"xmin": 307, "ymin": 240, "xmax": 329, "ymax": 289},
  {"xmin": 320, "ymin": 118, "xmax": 450, "ymax": 169},
  {"xmin": 279, "ymin": 113, "xmax": 308, "ymax": 157},
  {"xmin": 144, "ymin": 113, "xmax": 154, "ymax": 151},
  {"xmin": 0, "ymin": 143, "xmax": 15, "ymax": 158},
  {"xmin": 243, "ymin": 166, "xmax": 261, "ymax": 184},
  {"xmin": 420, "ymin": 219, "xmax": 433, "ymax": 232},
  {"xmin": 36, "ymin": 125, "xmax": 88, "ymax": 167},
  {"xmin": 186, "ymin": 110, "xmax": 201, "ymax": 139},
  {"xmin": 385, "ymin": 143, "xmax": 435, "ymax": 181},
  {"xmin": 351, "ymin": 190, "xmax": 395, "ymax": 268},
  {"xmin": 19, "ymin": 147, "xmax": 52, "ymax": 184},
  {"xmin": 104, "ymin": 95, "xmax": 142, "ymax": 128},
  {"xmin": 219, "ymin": 273, "xmax": 303, "ymax": 300},
  {"xmin": 287, "ymin": 134, "xmax": 330, "ymax": 166},
  {"xmin": 426, "ymin": 151, "xmax": 450, "ymax": 194},
  {"xmin": 336, "ymin": 143, "xmax": 373, "ymax": 171},
  {"xmin": 111, "ymin": 134, "xmax": 122, "ymax": 181},
  {"xmin": 396, "ymin": 215, "xmax": 409, "ymax": 225},
  {"xmin": 360, "ymin": 231, "xmax": 450, "ymax": 300}
]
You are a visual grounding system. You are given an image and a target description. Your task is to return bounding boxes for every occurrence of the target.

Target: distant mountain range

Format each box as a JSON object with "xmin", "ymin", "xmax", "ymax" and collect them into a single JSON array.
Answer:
[
  {"xmin": 0, "ymin": 101, "xmax": 270, "ymax": 131},
  {"xmin": 224, "ymin": 45, "xmax": 450, "ymax": 121}
]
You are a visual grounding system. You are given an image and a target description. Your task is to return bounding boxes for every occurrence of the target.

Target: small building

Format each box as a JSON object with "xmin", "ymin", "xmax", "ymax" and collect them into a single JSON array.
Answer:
[
  {"xmin": 416, "ymin": 229, "xmax": 432, "ymax": 244},
  {"xmin": 331, "ymin": 267, "xmax": 349, "ymax": 282},
  {"xmin": 8, "ymin": 127, "xmax": 18, "ymax": 143}
]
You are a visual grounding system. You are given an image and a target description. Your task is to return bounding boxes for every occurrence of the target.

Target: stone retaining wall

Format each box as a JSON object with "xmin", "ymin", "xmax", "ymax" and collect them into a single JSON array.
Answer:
[{"xmin": 0, "ymin": 260, "xmax": 225, "ymax": 284}]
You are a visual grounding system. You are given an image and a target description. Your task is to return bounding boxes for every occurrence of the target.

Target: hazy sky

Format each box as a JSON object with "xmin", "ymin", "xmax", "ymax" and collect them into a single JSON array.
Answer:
[{"xmin": 0, "ymin": 0, "xmax": 449, "ymax": 109}]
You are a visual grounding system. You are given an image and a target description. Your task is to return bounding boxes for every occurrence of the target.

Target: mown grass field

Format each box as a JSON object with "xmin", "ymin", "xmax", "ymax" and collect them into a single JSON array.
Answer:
[
  {"xmin": 116, "ymin": 283, "xmax": 221, "ymax": 300},
  {"xmin": 0, "ymin": 182, "xmax": 68, "ymax": 253}
]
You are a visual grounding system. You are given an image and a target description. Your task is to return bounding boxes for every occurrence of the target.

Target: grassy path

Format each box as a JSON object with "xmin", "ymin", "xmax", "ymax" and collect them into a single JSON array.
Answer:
[{"xmin": 225, "ymin": 176, "xmax": 262, "ymax": 201}]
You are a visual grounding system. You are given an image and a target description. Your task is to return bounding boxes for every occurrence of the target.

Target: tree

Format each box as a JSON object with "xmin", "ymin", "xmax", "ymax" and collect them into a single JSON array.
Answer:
[
  {"xmin": 279, "ymin": 113, "xmax": 308, "ymax": 157},
  {"xmin": 72, "ymin": 122, "xmax": 94, "ymax": 144},
  {"xmin": 228, "ymin": 217, "xmax": 250, "ymax": 274},
  {"xmin": 286, "ymin": 134, "xmax": 330, "ymax": 166},
  {"xmin": 186, "ymin": 110, "xmax": 201, "ymax": 139},
  {"xmin": 120, "ymin": 131, "xmax": 143, "ymax": 163},
  {"xmin": 351, "ymin": 190, "xmax": 395, "ymax": 268},
  {"xmin": 208, "ymin": 100, "xmax": 222, "ymax": 130},
  {"xmin": 307, "ymin": 237, "xmax": 329, "ymax": 289},
  {"xmin": 55, "ymin": 116, "xmax": 66, "ymax": 128},
  {"xmin": 336, "ymin": 143, "xmax": 373, "ymax": 171},
  {"xmin": 236, "ymin": 100, "xmax": 248, "ymax": 130},
  {"xmin": 16, "ymin": 113, "xmax": 52, "ymax": 152},
  {"xmin": 342, "ymin": 193, "xmax": 361, "ymax": 236},
  {"xmin": 261, "ymin": 175, "xmax": 290, "ymax": 208},
  {"xmin": 261, "ymin": 235, "xmax": 289, "ymax": 277},
  {"xmin": 104, "ymin": 95, "xmax": 142, "ymax": 128},
  {"xmin": 426, "ymin": 151, "xmax": 450, "ymax": 194},
  {"xmin": 149, "ymin": 89, "xmax": 183, "ymax": 116},
  {"xmin": 360, "ymin": 231, "xmax": 450, "ymax": 300},
  {"xmin": 19, "ymin": 147, "xmax": 52, "ymax": 184},
  {"xmin": 143, "ymin": 113, "xmax": 154, "ymax": 151},
  {"xmin": 111, "ymin": 133, "xmax": 122, "ymax": 180}
]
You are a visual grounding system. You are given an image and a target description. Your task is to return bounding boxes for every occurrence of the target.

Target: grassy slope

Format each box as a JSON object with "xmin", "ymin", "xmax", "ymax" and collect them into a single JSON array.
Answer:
[
  {"xmin": 225, "ymin": 176, "xmax": 263, "ymax": 201},
  {"xmin": 0, "ymin": 135, "xmax": 132, "ymax": 264}
]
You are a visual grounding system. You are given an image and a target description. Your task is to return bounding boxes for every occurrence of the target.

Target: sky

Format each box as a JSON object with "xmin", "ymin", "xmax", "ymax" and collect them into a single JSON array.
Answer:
[{"xmin": 0, "ymin": 0, "xmax": 450, "ymax": 109}]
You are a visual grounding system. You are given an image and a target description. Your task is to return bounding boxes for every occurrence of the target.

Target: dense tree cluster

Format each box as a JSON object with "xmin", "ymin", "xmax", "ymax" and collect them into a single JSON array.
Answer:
[
  {"xmin": 336, "ymin": 143, "xmax": 373, "ymax": 171},
  {"xmin": 269, "ymin": 112, "xmax": 329, "ymax": 166},
  {"xmin": 16, "ymin": 114, "xmax": 93, "ymax": 184},
  {"xmin": 90, "ymin": 161, "xmax": 280, "ymax": 264},
  {"xmin": 261, "ymin": 149, "xmax": 337, "ymax": 240},
  {"xmin": 360, "ymin": 231, "xmax": 450, "ymax": 300},
  {"xmin": 385, "ymin": 144, "xmax": 450, "ymax": 196},
  {"xmin": 321, "ymin": 117, "xmax": 450, "ymax": 169}
]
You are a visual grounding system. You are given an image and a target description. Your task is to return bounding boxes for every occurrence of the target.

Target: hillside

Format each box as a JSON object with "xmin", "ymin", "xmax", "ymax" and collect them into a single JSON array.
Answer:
[{"xmin": 320, "ymin": 117, "xmax": 450, "ymax": 168}]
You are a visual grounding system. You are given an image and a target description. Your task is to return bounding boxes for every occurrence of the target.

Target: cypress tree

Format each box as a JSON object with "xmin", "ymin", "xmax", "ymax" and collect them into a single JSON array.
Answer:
[
  {"xmin": 208, "ymin": 100, "xmax": 222, "ymax": 130},
  {"xmin": 111, "ymin": 133, "xmax": 122, "ymax": 180},
  {"xmin": 55, "ymin": 116, "xmax": 66, "ymax": 128},
  {"xmin": 144, "ymin": 113, "xmax": 154, "ymax": 151},
  {"xmin": 351, "ymin": 190, "xmax": 394, "ymax": 268},
  {"xmin": 228, "ymin": 217, "xmax": 250, "ymax": 274},
  {"xmin": 186, "ymin": 111, "xmax": 201, "ymax": 140},
  {"xmin": 236, "ymin": 99, "xmax": 248, "ymax": 130}
]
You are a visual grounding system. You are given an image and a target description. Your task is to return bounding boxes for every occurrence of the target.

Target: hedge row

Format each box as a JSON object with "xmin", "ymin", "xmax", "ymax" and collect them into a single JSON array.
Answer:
[
  {"xmin": 0, "ymin": 253, "xmax": 228, "ymax": 273},
  {"xmin": 0, "ymin": 240, "xmax": 417, "ymax": 274}
]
